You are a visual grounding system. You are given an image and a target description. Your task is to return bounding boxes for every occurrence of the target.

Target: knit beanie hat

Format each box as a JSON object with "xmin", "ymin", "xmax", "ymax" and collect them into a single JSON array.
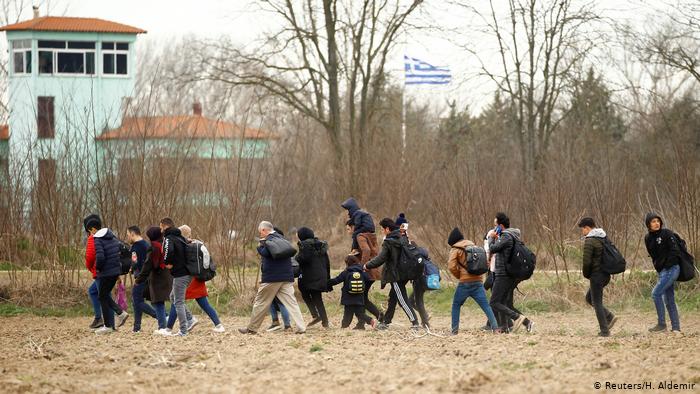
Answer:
[
  {"xmin": 297, "ymin": 227, "xmax": 315, "ymax": 241},
  {"xmin": 447, "ymin": 227, "xmax": 464, "ymax": 246},
  {"xmin": 395, "ymin": 213, "xmax": 408, "ymax": 227}
]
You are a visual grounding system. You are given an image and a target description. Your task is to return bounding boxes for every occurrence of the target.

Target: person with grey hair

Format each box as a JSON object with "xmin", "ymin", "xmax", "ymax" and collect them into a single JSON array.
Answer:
[{"xmin": 238, "ymin": 221, "xmax": 306, "ymax": 334}]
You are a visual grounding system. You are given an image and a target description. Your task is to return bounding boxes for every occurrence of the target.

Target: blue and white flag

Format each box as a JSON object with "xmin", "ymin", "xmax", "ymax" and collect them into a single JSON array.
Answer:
[{"xmin": 404, "ymin": 55, "xmax": 451, "ymax": 85}]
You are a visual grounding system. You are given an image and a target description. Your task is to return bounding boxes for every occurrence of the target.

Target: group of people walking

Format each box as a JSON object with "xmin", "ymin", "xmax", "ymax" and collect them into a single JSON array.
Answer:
[{"xmin": 83, "ymin": 198, "xmax": 692, "ymax": 337}]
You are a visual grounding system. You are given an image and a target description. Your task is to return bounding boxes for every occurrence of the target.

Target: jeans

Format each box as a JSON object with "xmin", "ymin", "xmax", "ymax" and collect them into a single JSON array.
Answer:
[
  {"xmin": 652, "ymin": 264, "xmax": 681, "ymax": 330},
  {"xmin": 409, "ymin": 278, "xmax": 430, "ymax": 326},
  {"xmin": 269, "ymin": 297, "xmax": 291, "ymax": 326},
  {"xmin": 132, "ymin": 282, "xmax": 157, "ymax": 332},
  {"xmin": 195, "ymin": 297, "xmax": 221, "ymax": 326},
  {"xmin": 341, "ymin": 305, "xmax": 373, "ymax": 328},
  {"xmin": 452, "ymin": 281, "xmax": 498, "ymax": 332},
  {"xmin": 97, "ymin": 276, "xmax": 119, "ymax": 329},
  {"xmin": 88, "ymin": 280, "xmax": 102, "ymax": 319},
  {"xmin": 363, "ymin": 280, "xmax": 382, "ymax": 319},
  {"xmin": 170, "ymin": 275, "xmax": 193, "ymax": 334},
  {"xmin": 300, "ymin": 289, "xmax": 328, "ymax": 325},
  {"xmin": 490, "ymin": 275, "xmax": 520, "ymax": 329},
  {"xmin": 383, "ymin": 281, "xmax": 417, "ymax": 325},
  {"xmin": 586, "ymin": 272, "xmax": 614, "ymax": 334},
  {"xmin": 153, "ymin": 302, "xmax": 167, "ymax": 329}
]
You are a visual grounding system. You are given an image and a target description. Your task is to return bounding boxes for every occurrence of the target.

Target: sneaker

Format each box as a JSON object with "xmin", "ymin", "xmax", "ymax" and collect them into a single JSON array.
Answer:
[
  {"xmin": 295, "ymin": 329, "xmax": 306, "ymax": 334},
  {"xmin": 117, "ymin": 312, "xmax": 130, "ymax": 328},
  {"xmin": 153, "ymin": 328, "xmax": 170, "ymax": 336},
  {"xmin": 410, "ymin": 323, "xmax": 421, "ymax": 332},
  {"xmin": 284, "ymin": 325, "xmax": 292, "ymax": 331},
  {"xmin": 607, "ymin": 316, "xmax": 618, "ymax": 331},
  {"xmin": 524, "ymin": 319, "xmax": 534, "ymax": 333},
  {"xmin": 648, "ymin": 324, "xmax": 667, "ymax": 332},
  {"xmin": 238, "ymin": 327, "xmax": 257, "ymax": 335},
  {"xmin": 422, "ymin": 322, "xmax": 431, "ymax": 330},
  {"xmin": 598, "ymin": 331, "xmax": 610, "ymax": 337},
  {"xmin": 376, "ymin": 322, "xmax": 388, "ymax": 331},
  {"xmin": 307, "ymin": 317, "xmax": 322, "ymax": 327},
  {"xmin": 187, "ymin": 316, "xmax": 199, "ymax": 332},
  {"xmin": 95, "ymin": 326, "xmax": 115, "ymax": 335},
  {"xmin": 671, "ymin": 329, "xmax": 682, "ymax": 336},
  {"xmin": 169, "ymin": 331, "xmax": 186, "ymax": 337},
  {"xmin": 352, "ymin": 325, "xmax": 366, "ymax": 330},
  {"xmin": 511, "ymin": 315, "xmax": 526, "ymax": 333},
  {"xmin": 451, "ymin": 329, "xmax": 458, "ymax": 336},
  {"xmin": 133, "ymin": 330, "xmax": 141, "ymax": 334},
  {"xmin": 492, "ymin": 328, "xmax": 503, "ymax": 334},
  {"xmin": 89, "ymin": 318, "xmax": 103, "ymax": 329},
  {"xmin": 213, "ymin": 324, "xmax": 226, "ymax": 333},
  {"xmin": 266, "ymin": 322, "xmax": 282, "ymax": 332}
]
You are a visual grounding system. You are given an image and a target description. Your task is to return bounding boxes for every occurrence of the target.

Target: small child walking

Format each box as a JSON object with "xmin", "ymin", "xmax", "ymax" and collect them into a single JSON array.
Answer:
[{"xmin": 328, "ymin": 255, "xmax": 377, "ymax": 329}]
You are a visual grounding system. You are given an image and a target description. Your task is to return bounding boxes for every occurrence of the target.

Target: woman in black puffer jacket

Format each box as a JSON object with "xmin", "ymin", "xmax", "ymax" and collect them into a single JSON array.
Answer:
[{"xmin": 296, "ymin": 227, "xmax": 331, "ymax": 328}]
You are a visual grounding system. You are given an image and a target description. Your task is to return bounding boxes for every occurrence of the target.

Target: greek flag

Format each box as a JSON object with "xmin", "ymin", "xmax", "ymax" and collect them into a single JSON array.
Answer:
[{"xmin": 404, "ymin": 55, "xmax": 451, "ymax": 85}]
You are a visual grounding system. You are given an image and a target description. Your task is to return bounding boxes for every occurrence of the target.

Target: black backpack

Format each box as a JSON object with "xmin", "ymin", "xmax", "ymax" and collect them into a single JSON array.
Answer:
[
  {"xmin": 456, "ymin": 245, "xmax": 489, "ymax": 275},
  {"xmin": 397, "ymin": 243, "xmax": 422, "ymax": 281},
  {"xmin": 185, "ymin": 241, "xmax": 217, "ymax": 281},
  {"xmin": 346, "ymin": 271, "xmax": 365, "ymax": 294},
  {"xmin": 600, "ymin": 237, "xmax": 627, "ymax": 275},
  {"xmin": 672, "ymin": 233, "xmax": 697, "ymax": 282},
  {"xmin": 119, "ymin": 241, "xmax": 132, "ymax": 275},
  {"xmin": 506, "ymin": 237, "xmax": 536, "ymax": 280}
]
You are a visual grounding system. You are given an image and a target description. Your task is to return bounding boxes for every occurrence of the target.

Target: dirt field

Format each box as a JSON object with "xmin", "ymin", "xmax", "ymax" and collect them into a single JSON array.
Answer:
[{"xmin": 1, "ymin": 310, "xmax": 699, "ymax": 394}]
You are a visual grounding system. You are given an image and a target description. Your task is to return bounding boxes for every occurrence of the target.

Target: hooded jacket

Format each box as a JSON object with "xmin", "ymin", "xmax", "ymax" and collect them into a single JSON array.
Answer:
[
  {"xmin": 341, "ymin": 198, "xmax": 376, "ymax": 250},
  {"xmin": 489, "ymin": 228, "xmax": 522, "ymax": 277},
  {"xmin": 448, "ymin": 239, "xmax": 483, "ymax": 283},
  {"xmin": 94, "ymin": 228, "xmax": 122, "ymax": 278},
  {"xmin": 644, "ymin": 213, "xmax": 681, "ymax": 272},
  {"xmin": 327, "ymin": 264, "xmax": 369, "ymax": 306},
  {"xmin": 135, "ymin": 240, "xmax": 173, "ymax": 303},
  {"xmin": 258, "ymin": 232, "xmax": 294, "ymax": 283},
  {"xmin": 582, "ymin": 228, "xmax": 606, "ymax": 279},
  {"xmin": 163, "ymin": 227, "xmax": 189, "ymax": 278},
  {"xmin": 365, "ymin": 229, "xmax": 407, "ymax": 285},
  {"xmin": 296, "ymin": 238, "xmax": 331, "ymax": 291}
]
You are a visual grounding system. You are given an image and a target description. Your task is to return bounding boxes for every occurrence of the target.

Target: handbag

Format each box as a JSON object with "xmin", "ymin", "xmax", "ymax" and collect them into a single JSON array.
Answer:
[{"xmin": 265, "ymin": 235, "xmax": 297, "ymax": 259}]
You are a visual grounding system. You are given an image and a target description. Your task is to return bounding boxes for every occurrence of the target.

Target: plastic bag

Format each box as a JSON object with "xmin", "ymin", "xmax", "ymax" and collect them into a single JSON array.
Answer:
[{"xmin": 116, "ymin": 281, "xmax": 128, "ymax": 311}]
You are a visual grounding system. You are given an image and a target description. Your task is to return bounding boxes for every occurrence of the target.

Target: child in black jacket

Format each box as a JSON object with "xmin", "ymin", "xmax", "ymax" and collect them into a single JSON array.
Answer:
[{"xmin": 328, "ymin": 255, "xmax": 377, "ymax": 329}]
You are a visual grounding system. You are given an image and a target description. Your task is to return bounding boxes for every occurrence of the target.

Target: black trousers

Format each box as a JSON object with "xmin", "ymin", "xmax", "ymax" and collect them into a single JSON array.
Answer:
[
  {"xmin": 383, "ymin": 281, "xmax": 417, "ymax": 325},
  {"xmin": 301, "ymin": 289, "xmax": 328, "ymax": 325},
  {"xmin": 342, "ymin": 305, "xmax": 374, "ymax": 328},
  {"xmin": 98, "ymin": 275, "xmax": 120, "ymax": 329},
  {"xmin": 490, "ymin": 275, "xmax": 520, "ymax": 329},
  {"xmin": 409, "ymin": 278, "xmax": 430, "ymax": 326},
  {"xmin": 363, "ymin": 280, "xmax": 382, "ymax": 319},
  {"xmin": 586, "ymin": 272, "xmax": 614, "ymax": 334}
]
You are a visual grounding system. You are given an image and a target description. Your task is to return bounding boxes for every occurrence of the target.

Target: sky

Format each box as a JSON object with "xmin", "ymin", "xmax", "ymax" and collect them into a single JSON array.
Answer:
[{"xmin": 5, "ymin": 0, "xmax": 682, "ymax": 115}]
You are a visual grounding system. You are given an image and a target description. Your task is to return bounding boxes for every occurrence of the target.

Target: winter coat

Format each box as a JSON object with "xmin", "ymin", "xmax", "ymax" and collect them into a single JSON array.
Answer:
[
  {"xmin": 186, "ymin": 278, "xmax": 208, "ymax": 299},
  {"xmin": 365, "ymin": 229, "xmax": 407, "ymax": 285},
  {"xmin": 328, "ymin": 265, "xmax": 368, "ymax": 306},
  {"xmin": 448, "ymin": 239, "xmax": 483, "ymax": 283},
  {"xmin": 85, "ymin": 234, "xmax": 97, "ymax": 279},
  {"xmin": 341, "ymin": 198, "xmax": 376, "ymax": 250},
  {"xmin": 296, "ymin": 238, "xmax": 331, "ymax": 292},
  {"xmin": 489, "ymin": 228, "xmax": 521, "ymax": 277},
  {"xmin": 134, "ymin": 240, "xmax": 173, "ymax": 303},
  {"xmin": 582, "ymin": 228, "xmax": 606, "ymax": 279},
  {"xmin": 357, "ymin": 232, "xmax": 382, "ymax": 280},
  {"xmin": 258, "ymin": 232, "xmax": 294, "ymax": 283},
  {"xmin": 163, "ymin": 227, "xmax": 189, "ymax": 278},
  {"xmin": 94, "ymin": 228, "xmax": 122, "ymax": 278}
]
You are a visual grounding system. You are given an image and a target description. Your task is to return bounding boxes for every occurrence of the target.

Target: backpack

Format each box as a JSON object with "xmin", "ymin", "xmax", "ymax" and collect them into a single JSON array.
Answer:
[
  {"xmin": 119, "ymin": 241, "xmax": 132, "ymax": 275},
  {"xmin": 672, "ymin": 233, "xmax": 697, "ymax": 282},
  {"xmin": 423, "ymin": 259, "xmax": 441, "ymax": 290},
  {"xmin": 506, "ymin": 237, "xmax": 536, "ymax": 280},
  {"xmin": 346, "ymin": 271, "xmax": 365, "ymax": 294},
  {"xmin": 185, "ymin": 241, "xmax": 217, "ymax": 281},
  {"xmin": 397, "ymin": 243, "xmax": 423, "ymax": 281},
  {"xmin": 456, "ymin": 245, "xmax": 489, "ymax": 275},
  {"xmin": 600, "ymin": 237, "xmax": 626, "ymax": 275}
]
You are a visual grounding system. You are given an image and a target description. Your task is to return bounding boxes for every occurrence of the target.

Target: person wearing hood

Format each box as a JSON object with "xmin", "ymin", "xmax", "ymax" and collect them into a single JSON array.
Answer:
[
  {"xmin": 93, "ymin": 224, "xmax": 126, "ymax": 335},
  {"xmin": 364, "ymin": 218, "xmax": 419, "ymax": 330},
  {"xmin": 341, "ymin": 197, "xmax": 376, "ymax": 252},
  {"xmin": 644, "ymin": 212, "xmax": 682, "ymax": 333},
  {"xmin": 488, "ymin": 212, "xmax": 534, "ymax": 333},
  {"xmin": 328, "ymin": 255, "xmax": 377, "ymax": 329},
  {"xmin": 448, "ymin": 227, "xmax": 500, "ymax": 335},
  {"xmin": 296, "ymin": 227, "xmax": 331, "ymax": 328},
  {"xmin": 161, "ymin": 217, "xmax": 191, "ymax": 336},
  {"xmin": 579, "ymin": 217, "xmax": 618, "ymax": 337},
  {"xmin": 409, "ymin": 245, "xmax": 432, "ymax": 329},
  {"xmin": 137, "ymin": 226, "xmax": 173, "ymax": 335}
]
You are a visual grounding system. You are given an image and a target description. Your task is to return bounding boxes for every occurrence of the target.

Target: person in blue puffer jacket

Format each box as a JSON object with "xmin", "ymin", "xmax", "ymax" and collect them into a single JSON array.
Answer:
[{"xmin": 94, "ymin": 226, "xmax": 124, "ymax": 335}]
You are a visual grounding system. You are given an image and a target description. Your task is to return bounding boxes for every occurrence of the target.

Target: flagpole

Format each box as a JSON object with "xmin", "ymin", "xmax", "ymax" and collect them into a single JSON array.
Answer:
[{"xmin": 401, "ymin": 29, "xmax": 407, "ymax": 161}]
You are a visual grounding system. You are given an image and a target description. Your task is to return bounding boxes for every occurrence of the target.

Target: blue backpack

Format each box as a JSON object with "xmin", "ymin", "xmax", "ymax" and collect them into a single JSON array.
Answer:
[{"xmin": 423, "ymin": 258, "xmax": 441, "ymax": 290}]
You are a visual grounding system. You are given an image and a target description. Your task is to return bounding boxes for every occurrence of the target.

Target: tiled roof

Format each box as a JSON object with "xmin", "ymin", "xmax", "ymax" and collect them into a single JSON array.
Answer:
[
  {"xmin": 0, "ymin": 124, "xmax": 8, "ymax": 140},
  {"xmin": 0, "ymin": 16, "xmax": 146, "ymax": 34},
  {"xmin": 96, "ymin": 115, "xmax": 275, "ymax": 141}
]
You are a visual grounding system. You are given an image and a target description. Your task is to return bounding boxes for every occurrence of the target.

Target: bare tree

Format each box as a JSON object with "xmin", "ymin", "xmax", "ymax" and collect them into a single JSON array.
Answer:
[
  {"xmin": 455, "ymin": 0, "xmax": 600, "ymax": 181},
  {"xmin": 182, "ymin": 0, "xmax": 424, "ymax": 195}
]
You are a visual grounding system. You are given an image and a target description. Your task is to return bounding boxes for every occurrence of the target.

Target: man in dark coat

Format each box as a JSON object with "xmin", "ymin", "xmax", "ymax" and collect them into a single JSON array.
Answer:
[
  {"xmin": 296, "ymin": 227, "xmax": 331, "ymax": 328},
  {"xmin": 364, "ymin": 218, "xmax": 419, "ymax": 330},
  {"xmin": 94, "ymin": 226, "xmax": 124, "ymax": 334},
  {"xmin": 161, "ymin": 217, "xmax": 192, "ymax": 336}
]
